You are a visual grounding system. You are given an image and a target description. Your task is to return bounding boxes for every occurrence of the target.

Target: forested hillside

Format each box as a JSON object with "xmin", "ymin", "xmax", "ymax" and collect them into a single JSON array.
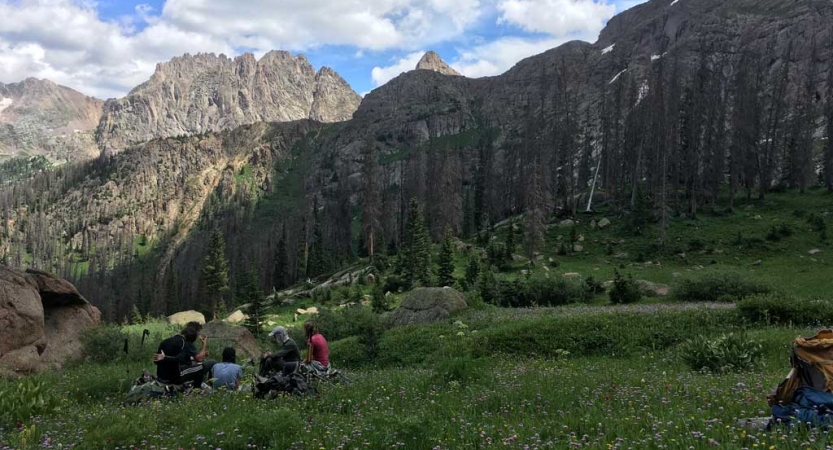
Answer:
[{"xmin": 1, "ymin": 0, "xmax": 832, "ymax": 320}]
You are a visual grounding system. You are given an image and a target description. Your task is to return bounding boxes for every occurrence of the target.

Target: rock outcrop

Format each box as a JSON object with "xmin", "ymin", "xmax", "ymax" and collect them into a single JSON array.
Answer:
[
  {"xmin": 386, "ymin": 287, "xmax": 467, "ymax": 326},
  {"xmin": 202, "ymin": 322, "xmax": 260, "ymax": 360},
  {"xmin": 415, "ymin": 51, "xmax": 461, "ymax": 76},
  {"xmin": 0, "ymin": 78, "xmax": 103, "ymax": 162},
  {"xmin": 167, "ymin": 310, "xmax": 206, "ymax": 326},
  {"xmin": 96, "ymin": 52, "xmax": 361, "ymax": 153},
  {"xmin": 0, "ymin": 266, "xmax": 101, "ymax": 376}
]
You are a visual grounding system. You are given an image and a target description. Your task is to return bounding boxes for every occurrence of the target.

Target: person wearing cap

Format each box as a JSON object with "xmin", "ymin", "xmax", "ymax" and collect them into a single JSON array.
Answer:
[{"xmin": 259, "ymin": 325, "xmax": 301, "ymax": 376}]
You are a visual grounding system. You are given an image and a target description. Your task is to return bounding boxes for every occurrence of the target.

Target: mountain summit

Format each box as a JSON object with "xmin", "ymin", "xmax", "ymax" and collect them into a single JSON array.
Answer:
[
  {"xmin": 415, "ymin": 51, "xmax": 461, "ymax": 76},
  {"xmin": 0, "ymin": 78, "xmax": 103, "ymax": 161},
  {"xmin": 95, "ymin": 51, "xmax": 361, "ymax": 154}
]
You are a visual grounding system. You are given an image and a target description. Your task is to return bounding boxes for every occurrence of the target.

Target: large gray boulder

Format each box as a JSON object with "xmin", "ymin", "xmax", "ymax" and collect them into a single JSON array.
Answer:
[
  {"xmin": 0, "ymin": 266, "xmax": 101, "ymax": 376},
  {"xmin": 386, "ymin": 287, "xmax": 467, "ymax": 327},
  {"xmin": 202, "ymin": 322, "xmax": 261, "ymax": 360},
  {"xmin": 167, "ymin": 310, "xmax": 206, "ymax": 326}
]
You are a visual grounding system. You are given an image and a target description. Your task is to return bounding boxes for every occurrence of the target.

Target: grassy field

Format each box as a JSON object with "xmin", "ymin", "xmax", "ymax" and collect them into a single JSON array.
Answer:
[{"xmin": 0, "ymin": 312, "xmax": 827, "ymax": 450}]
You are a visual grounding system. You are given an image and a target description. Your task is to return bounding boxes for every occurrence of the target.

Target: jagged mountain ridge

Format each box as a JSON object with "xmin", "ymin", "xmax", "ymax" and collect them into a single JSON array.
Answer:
[
  {"xmin": 0, "ymin": 78, "xmax": 103, "ymax": 162},
  {"xmin": 95, "ymin": 51, "xmax": 361, "ymax": 154},
  {"xmin": 1, "ymin": 0, "xmax": 832, "ymax": 316}
]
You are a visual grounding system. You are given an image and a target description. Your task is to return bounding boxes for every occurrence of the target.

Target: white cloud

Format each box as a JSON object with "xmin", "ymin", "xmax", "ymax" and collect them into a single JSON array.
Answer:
[
  {"xmin": 0, "ymin": 0, "xmax": 485, "ymax": 98},
  {"xmin": 371, "ymin": 51, "xmax": 426, "ymax": 87},
  {"xmin": 497, "ymin": 0, "xmax": 615, "ymax": 36}
]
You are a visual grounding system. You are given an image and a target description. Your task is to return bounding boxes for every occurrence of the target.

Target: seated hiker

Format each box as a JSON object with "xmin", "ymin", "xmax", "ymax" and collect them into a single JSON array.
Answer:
[
  {"xmin": 260, "ymin": 325, "xmax": 301, "ymax": 376},
  {"xmin": 303, "ymin": 320, "xmax": 329, "ymax": 373},
  {"xmin": 152, "ymin": 321, "xmax": 211, "ymax": 386},
  {"xmin": 212, "ymin": 347, "xmax": 243, "ymax": 390}
]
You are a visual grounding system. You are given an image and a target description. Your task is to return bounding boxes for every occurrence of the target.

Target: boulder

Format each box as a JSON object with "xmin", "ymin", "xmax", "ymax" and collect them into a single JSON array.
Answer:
[
  {"xmin": 558, "ymin": 219, "xmax": 576, "ymax": 228},
  {"xmin": 386, "ymin": 287, "xmax": 467, "ymax": 327},
  {"xmin": 224, "ymin": 310, "xmax": 247, "ymax": 324},
  {"xmin": 563, "ymin": 272, "xmax": 582, "ymax": 278},
  {"xmin": 809, "ymin": 249, "xmax": 822, "ymax": 255},
  {"xmin": 167, "ymin": 310, "xmax": 206, "ymax": 326},
  {"xmin": 636, "ymin": 280, "xmax": 671, "ymax": 297},
  {"xmin": 296, "ymin": 306, "xmax": 319, "ymax": 315},
  {"xmin": 365, "ymin": 273, "xmax": 376, "ymax": 285},
  {"xmin": 573, "ymin": 244, "xmax": 584, "ymax": 252},
  {"xmin": 0, "ymin": 266, "xmax": 101, "ymax": 376},
  {"xmin": 598, "ymin": 218, "xmax": 611, "ymax": 229},
  {"xmin": 202, "ymin": 322, "xmax": 261, "ymax": 360}
]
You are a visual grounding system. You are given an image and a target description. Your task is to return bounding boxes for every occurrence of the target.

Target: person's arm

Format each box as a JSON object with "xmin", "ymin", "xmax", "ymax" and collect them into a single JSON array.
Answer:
[
  {"xmin": 274, "ymin": 341, "xmax": 295, "ymax": 360},
  {"xmin": 194, "ymin": 336, "xmax": 208, "ymax": 362},
  {"xmin": 305, "ymin": 340, "xmax": 313, "ymax": 363}
]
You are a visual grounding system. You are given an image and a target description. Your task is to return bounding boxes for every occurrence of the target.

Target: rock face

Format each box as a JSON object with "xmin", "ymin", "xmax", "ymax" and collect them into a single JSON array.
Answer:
[
  {"xmin": 168, "ymin": 310, "xmax": 206, "ymax": 326},
  {"xmin": 0, "ymin": 266, "xmax": 101, "ymax": 376},
  {"xmin": 386, "ymin": 287, "xmax": 467, "ymax": 327},
  {"xmin": 202, "ymin": 321, "xmax": 260, "ymax": 361},
  {"xmin": 0, "ymin": 78, "xmax": 103, "ymax": 162},
  {"xmin": 96, "ymin": 52, "xmax": 361, "ymax": 154},
  {"xmin": 415, "ymin": 51, "xmax": 461, "ymax": 76}
]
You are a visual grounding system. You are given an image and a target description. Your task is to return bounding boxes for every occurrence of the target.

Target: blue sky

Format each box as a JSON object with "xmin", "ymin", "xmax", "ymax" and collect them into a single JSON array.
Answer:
[{"xmin": 0, "ymin": 0, "xmax": 647, "ymax": 98}]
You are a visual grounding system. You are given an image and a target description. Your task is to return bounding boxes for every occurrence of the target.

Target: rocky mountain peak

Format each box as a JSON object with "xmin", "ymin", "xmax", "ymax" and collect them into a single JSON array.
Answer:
[
  {"xmin": 415, "ymin": 51, "xmax": 461, "ymax": 76},
  {"xmin": 96, "ymin": 51, "xmax": 361, "ymax": 154}
]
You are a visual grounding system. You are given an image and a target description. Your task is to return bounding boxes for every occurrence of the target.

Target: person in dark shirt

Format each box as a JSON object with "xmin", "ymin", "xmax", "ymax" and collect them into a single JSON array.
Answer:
[
  {"xmin": 259, "ymin": 325, "xmax": 301, "ymax": 376},
  {"xmin": 152, "ymin": 321, "xmax": 210, "ymax": 386}
]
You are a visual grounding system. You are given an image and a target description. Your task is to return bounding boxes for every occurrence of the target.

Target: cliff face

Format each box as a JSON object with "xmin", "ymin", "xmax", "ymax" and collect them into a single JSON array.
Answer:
[
  {"xmin": 0, "ymin": 78, "xmax": 103, "ymax": 162},
  {"xmin": 95, "ymin": 52, "xmax": 361, "ymax": 154}
]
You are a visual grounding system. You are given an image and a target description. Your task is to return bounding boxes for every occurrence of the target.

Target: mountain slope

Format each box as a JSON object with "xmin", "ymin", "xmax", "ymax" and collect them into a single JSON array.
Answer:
[
  {"xmin": 1, "ymin": 0, "xmax": 831, "ymax": 317},
  {"xmin": 95, "ymin": 52, "xmax": 361, "ymax": 154},
  {"xmin": 0, "ymin": 78, "xmax": 103, "ymax": 162}
]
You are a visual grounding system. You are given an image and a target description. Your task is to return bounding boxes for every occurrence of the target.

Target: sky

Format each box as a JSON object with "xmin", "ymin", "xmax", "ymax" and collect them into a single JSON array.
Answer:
[{"xmin": 0, "ymin": 0, "xmax": 648, "ymax": 99}]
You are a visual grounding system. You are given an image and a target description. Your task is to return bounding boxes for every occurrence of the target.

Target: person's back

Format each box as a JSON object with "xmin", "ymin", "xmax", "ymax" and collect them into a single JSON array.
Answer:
[
  {"xmin": 212, "ymin": 348, "xmax": 243, "ymax": 390},
  {"xmin": 156, "ymin": 334, "xmax": 187, "ymax": 384},
  {"xmin": 308, "ymin": 333, "xmax": 329, "ymax": 368}
]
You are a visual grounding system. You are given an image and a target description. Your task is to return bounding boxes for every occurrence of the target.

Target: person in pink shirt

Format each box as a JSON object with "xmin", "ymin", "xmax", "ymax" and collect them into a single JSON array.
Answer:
[{"xmin": 303, "ymin": 320, "xmax": 329, "ymax": 372}]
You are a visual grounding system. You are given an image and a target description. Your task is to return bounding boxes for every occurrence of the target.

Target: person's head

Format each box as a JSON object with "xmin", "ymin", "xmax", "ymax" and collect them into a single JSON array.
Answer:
[
  {"xmin": 181, "ymin": 321, "xmax": 202, "ymax": 343},
  {"xmin": 222, "ymin": 347, "xmax": 236, "ymax": 364},
  {"xmin": 303, "ymin": 321, "xmax": 318, "ymax": 340},
  {"xmin": 268, "ymin": 326, "xmax": 288, "ymax": 343}
]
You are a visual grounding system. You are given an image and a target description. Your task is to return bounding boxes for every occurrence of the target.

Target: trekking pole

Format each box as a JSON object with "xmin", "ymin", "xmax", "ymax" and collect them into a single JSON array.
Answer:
[{"xmin": 141, "ymin": 329, "xmax": 150, "ymax": 347}]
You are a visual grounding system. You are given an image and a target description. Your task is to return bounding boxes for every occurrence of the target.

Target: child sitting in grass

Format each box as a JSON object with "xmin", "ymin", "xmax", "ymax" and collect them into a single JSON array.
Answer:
[{"xmin": 212, "ymin": 347, "xmax": 243, "ymax": 390}]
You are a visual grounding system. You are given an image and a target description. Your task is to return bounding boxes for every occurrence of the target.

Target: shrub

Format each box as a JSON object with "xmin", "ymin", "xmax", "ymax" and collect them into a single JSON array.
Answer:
[
  {"xmin": 433, "ymin": 356, "xmax": 486, "ymax": 385},
  {"xmin": 679, "ymin": 333, "xmax": 763, "ymax": 373},
  {"xmin": 82, "ymin": 324, "xmax": 128, "ymax": 364},
  {"xmin": 737, "ymin": 294, "xmax": 833, "ymax": 326},
  {"xmin": 609, "ymin": 271, "xmax": 641, "ymax": 304},
  {"xmin": 491, "ymin": 277, "xmax": 591, "ymax": 308},
  {"xmin": 371, "ymin": 282, "xmax": 391, "ymax": 313},
  {"xmin": 688, "ymin": 238, "xmax": 705, "ymax": 252},
  {"xmin": 584, "ymin": 276, "xmax": 605, "ymax": 296},
  {"xmin": 315, "ymin": 306, "xmax": 383, "ymax": 342},
  {"xmin": 674, "ymin": 270, "xmax": 771, "ymax": 302},
  {"xmin": 384, "ymin": 274, "xmax": 411, "ymax": 293},
  {"xmin": 0, "ymin": 378, "xmax": 60, "ymax": 426}
]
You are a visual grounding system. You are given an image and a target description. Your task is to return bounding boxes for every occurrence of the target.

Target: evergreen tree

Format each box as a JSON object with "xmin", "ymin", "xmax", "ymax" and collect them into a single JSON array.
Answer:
[
  {"xmin": 296, "ymin": 218, "xmax": 308, "ymax": 281},
  {"xmin": 464, "ymin": 252, "xmax": 481, "ymax": 290},
  {"xmin": 130, "ymin": 304, "xmax": 144, "ymax": 325},
  {"xmin": 505, "ymin": 224, "xmax": 516, "ymax": 260},
  {"xmin": 201, "ymin": 230, "xmax": 230, "ymax": 318},
  {"xmin": 274, "ymin": 224, "xmax": 289, "ymax": 290},
  {"xmin": 242, "ymin": 267, "xmax": 265, "ymax": 337},
  {"xmin": 165, "ymin": 264, "xmax": 180, "ymax": 315},
  {"xmin": 361, "ymin": 141, "xmax": 381, "ymax": 258},
  {"xmin": 436, "ymin": 226, "xmax": 456, "ymax": 287},
  {"xmin": 371, "ymin": 281, "xmax": 390, "ymax": 313},
  {"xmin": 402, "ymin": 198, "xmax": 432, "ymax": 286},
  {"xmin": 307, "ymin": 197, "xmax": 326, "ymax": 278}
]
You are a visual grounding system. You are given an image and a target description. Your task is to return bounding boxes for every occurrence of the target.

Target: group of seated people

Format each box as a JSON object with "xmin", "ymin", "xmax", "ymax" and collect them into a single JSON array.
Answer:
[{"xmin": 152, "ymin": 320, "xmax": 329, "ymax": 390}]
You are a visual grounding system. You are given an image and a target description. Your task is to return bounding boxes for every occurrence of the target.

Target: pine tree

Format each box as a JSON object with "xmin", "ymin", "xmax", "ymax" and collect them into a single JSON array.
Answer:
[
  {"xmin": 130, "ymin": 304, "xmax": 144, "ymax": 325},
  {"xmin": 296, "ymin": 218, "xmax": 308, "ymax": 281},
  {"xmin": 274, "ymin": 224, "xmax": 289, "ymax": 290},
  {"xmin": 165, "ymin": 264, "xmax": 180, "ymax": 315},
  {"xmin": 436, "ymin": 226, "xmax": 456, "ymax": 287},
  {"xmin": 464, "ymin": 252, "xmax": 481, "ymax": 290},
  {"xmin": 242, "ymin": 267, "xmax": 265, "ymax": 337},
  {"xmin": 307, "ymin": 197, "xmax": 326, "ymax": 278},
  {"xmin": 361, "ymin": 141, "xmax": 381, "ymax": 258},
  {"xmin": 371, "ymin": 281, "xmax": 390, "ymax": 313},
  {"xmin": 201, "ymin": 230, "xmax": 230, "ymax": 318},
  {"xmin": 505, "ymin": 224, "xmax": 516, "ymax": 260},
  {"xmin": 402, "ymin": 198, "xmax": 432, "ymax": 286}
]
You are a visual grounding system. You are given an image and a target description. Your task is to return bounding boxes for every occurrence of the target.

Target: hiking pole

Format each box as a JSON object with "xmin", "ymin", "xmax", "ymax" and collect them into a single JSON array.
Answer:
[
  {"xmin": 141, "ymin": 329, "xmax": 150, "ymax": 347},
  {"xmin": 123, "ymin": 338, "xmax": 130, "ymax": 380}
]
